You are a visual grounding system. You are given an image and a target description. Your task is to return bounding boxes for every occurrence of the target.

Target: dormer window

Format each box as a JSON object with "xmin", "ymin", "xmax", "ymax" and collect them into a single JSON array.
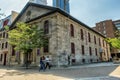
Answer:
[
  {"xmin": 26, "ymin": 10, "xmax": 31, "ymax": 21},
  {"xmin": 26, "ymin": 10, "xmax": 31, "ymax": 16}
]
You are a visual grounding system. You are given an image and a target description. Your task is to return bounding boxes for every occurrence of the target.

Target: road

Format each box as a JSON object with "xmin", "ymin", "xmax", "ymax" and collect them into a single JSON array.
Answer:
[{"xmin": 0, "ymin": 62, "xmax": 120, "ymax": 80}]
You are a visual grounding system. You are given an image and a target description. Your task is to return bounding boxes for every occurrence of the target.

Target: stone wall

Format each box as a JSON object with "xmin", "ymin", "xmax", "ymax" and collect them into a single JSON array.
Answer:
[
  {"xmin": 53, "ymin": 13, "xmax": 111, "ymax": 65},
  {"xmin": 4, "ymin": 10, "xmax": 111, "ymax": 66}
]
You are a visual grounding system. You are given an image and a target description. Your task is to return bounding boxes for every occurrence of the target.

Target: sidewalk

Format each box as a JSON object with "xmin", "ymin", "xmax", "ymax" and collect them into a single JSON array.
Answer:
[
  {"xmin": 0, "ymin": 62, "xmax": 119, "ymax": 70},
  {"xmin": 68, "ymin": 62, "xmax": 120, "ymax": 69},
  {"xmin": 76, "ymin": 76, "xmax": 120, "ymax": 80},
  {"xmin": 48, "ymin": 62, "xmax": 120, "ymax": 70},
  {"xmin": 0, "ymin": 62, "xmax": 120, "ymax": 80}
]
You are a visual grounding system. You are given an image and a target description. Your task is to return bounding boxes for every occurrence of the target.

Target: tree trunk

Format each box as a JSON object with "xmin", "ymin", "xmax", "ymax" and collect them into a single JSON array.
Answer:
[
  {"xmin": 24, "ymin": 53, "xmax": 29, "ymax": 69},
  {"xmin": 24, "ymin": 49, "xmax": 32, "ymax": 69}
]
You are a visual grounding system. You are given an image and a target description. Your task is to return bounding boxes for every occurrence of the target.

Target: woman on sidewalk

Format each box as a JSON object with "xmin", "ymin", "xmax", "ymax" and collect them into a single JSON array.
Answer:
[{"xmin": 39, "ymin": 57, "xmax": 45, "ymax": 71}]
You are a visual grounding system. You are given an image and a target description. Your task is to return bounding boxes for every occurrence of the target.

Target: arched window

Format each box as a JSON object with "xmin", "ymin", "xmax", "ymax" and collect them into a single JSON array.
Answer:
[
  {"xmin": 43, "ymin": 39, "xmax": 49, "ymax": 53},
  {"xmin": 81, "ymin": 29, "xmax": 84, "ymax": 40},
  {"xmin": 94, "ymin": 36, "xmax": 96, "ymax": 44},
  {"xmin": 5, "ymin": 42, "xmax": 8, "ymax": 48},
  {"xmin": 88, "ymin": 32, "xmax": 91, "ymax": 42},
  {"xmin": 70, "ymin": 24, "xmax": 74, "ymax": 37},
  {"xmin": 0, "ymin": 54, "xmax": 3, "ymax": 61},
  {"xmin": 81, "ymin": 45, "xmax": 84, "ymax": 55},
  {"xmin": 44, "ymin": 20, "xmax": 49, "ymax": 34},
  {"xmin": 37, "ymin": 48, "xmax": 40, "ymax": 55},
  {"xmin": 103, "ymin": 40, "xmax": 104, "ymax": 47},
  {"xmin": 89, "ymin": 47, "xmax": 92, "ymax": 56},
  {"xmin": 95, "ymin": 48, "xmax": 97, "ymax": 56},
  {"xmin": 99, "ymin": 38, "xmax": 101, "ymax": 46},
  {"xmin": 71, "ymin": 42, "xmax": 75, "ymax": 54},
  {"xmin": 2, "ymin": 43, "xmax": 4, "ymax": 49}
]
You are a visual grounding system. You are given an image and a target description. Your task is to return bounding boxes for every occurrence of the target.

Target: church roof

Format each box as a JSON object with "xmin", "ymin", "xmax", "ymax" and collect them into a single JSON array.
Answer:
[{"xmin": 10, "ymin": 2, "xmax": 105, "ymax": 38}]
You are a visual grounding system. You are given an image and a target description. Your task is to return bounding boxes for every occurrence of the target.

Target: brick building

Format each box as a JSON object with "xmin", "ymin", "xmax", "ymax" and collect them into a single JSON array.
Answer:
[
  {"xmin": 93, "ymin": 20, "xmax": 120, "ymax": 59},
  {"xmin": 0, "ymin": 11, "xmax": 18, "ymax": 65},
  {"xmin": 93, "ymin": 20, "xmax": 116, "ymax": 38}
]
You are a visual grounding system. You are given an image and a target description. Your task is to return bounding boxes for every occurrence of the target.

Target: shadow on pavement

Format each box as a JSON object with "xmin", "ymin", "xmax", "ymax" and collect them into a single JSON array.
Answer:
[{"xmin": 0, "ymin": 64, "xmax": 120, "ymax": 80}]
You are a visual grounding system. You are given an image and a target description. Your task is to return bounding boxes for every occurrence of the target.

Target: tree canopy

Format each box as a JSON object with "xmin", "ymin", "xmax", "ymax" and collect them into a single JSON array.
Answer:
[
  {"xmin": 106, "ymin": 30, "xmax": 120, "ymax": 49},
  {"xmin": 6, "ymin": 22, "xmax": 48, "ymax": 68},
  {"xmin": 8, "ymin": 22, "xmax": 48, "ymax": 53},
  {"xmin": 106, "ymin": 38, "xmax": 120, "ymax": 49}
]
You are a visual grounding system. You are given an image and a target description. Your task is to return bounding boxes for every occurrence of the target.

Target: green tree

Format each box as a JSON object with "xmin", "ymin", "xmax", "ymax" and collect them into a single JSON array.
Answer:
[
  {"xmin": 106, "ymin": 38, "xmax": 120, "ymax": 49},
  {"xmin": 8, "ymin": 22, "xmax": 48, "ymax": 68},
  {"xmin": 115, "ymin": 30, "xmax": 120, "ymax": 39},
  {"xmin": 106, "ymin": 30, "xmax": 120, "ymax": 49}
]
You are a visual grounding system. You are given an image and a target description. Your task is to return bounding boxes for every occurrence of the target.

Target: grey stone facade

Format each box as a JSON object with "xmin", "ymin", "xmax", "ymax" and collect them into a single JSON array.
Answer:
[{"xmin": 0, "ymin": 3, "xmax": 111, "ymax": 66}]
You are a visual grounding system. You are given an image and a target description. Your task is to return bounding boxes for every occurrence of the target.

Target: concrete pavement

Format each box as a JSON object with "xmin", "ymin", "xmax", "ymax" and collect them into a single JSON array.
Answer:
[
  {"xmin": 76, "ymin": 76, "xmax": 120, "ymax": 80},
  {"xmin": 0, "ymin": 62, "xmax": 120, "ymax": 80},
  {"xmin": 68, "ymin": 62, "xmax": 120, "ymax": 69}
]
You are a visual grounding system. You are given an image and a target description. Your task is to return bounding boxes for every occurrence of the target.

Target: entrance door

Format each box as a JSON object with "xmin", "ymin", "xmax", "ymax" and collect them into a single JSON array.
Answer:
[{"xmin": 3, "ymin": 54, "xmax": 7, "ymax": 66}]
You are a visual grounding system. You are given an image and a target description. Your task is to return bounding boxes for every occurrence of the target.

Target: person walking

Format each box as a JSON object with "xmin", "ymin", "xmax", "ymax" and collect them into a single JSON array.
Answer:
[
  {"xmin": 39, "ymin": 57, "xmax": 45, "ymax": 71},
  {"xmin": 45, "ymin": 56, "xmax": 51, "ymax": 69}
]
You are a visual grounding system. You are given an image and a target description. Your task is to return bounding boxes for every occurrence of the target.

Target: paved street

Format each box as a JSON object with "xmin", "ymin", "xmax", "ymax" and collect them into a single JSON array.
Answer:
[
  {"xmin": 77, "ymin": 77, "xmax": 120, "ymax": 80},
  {"xmin": 0, "ymin": 62, "xmax": 120, "ymax": 80}
]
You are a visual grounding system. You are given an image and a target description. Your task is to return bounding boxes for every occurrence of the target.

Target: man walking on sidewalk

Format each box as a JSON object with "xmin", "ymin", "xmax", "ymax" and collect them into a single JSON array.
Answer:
[{"xmin": 45, "ymin": 56, "xmax": 51, "ymax": 69}]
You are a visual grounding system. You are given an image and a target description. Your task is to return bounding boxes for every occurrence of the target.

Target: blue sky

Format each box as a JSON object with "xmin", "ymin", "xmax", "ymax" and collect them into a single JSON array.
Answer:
[{"xmin": 0, "ymin": 0, "xmax": 120, "ymax": 27}]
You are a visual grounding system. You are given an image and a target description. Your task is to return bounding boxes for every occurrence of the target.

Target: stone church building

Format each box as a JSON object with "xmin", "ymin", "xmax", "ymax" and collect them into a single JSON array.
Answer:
[{"xmin": 0, "ymin": 2, "xmax": 111, "ymax": 66}]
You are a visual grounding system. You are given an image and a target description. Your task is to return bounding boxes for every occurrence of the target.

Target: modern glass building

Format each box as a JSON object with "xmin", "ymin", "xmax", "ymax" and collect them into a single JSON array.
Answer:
[
  {"xmin": 53, "ymin": 0, "xmax": 70, "ymax": 13},
  {"xmin": 29, "ymin": 0, "xmax": 47, "ymax": 5}
]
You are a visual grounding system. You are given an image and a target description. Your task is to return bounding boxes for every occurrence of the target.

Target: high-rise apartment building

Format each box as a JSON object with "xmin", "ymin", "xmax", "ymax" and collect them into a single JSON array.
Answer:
[
  {"xmin": 93, "ymin": 20, "xmax": 116, "ymax": 38},
  {"xmin": 93, "ymin": 20, "xmax": 120, "ymax": 59},
  {"xmin": 53, "ymin": 0, "xmax": 70, "ymax": 13},
  {"xmin": 113, "ymin": 20, "xmax": 120, "ymax": 31}
]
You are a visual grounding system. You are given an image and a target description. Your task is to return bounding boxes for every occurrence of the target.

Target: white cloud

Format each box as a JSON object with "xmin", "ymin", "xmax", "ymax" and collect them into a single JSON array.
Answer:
[
  {"xmin": 0, "ymin": 0, "xmax": 52, "ymax": 18},
  {"xmin": 1, "ymin": 0, "xmax": 120, "ymax": 27}
]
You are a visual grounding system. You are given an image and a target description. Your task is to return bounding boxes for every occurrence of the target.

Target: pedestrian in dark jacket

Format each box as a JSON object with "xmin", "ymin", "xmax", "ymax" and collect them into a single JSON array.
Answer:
[{"xmin": 39, "ymin": 57, "xmax": 45, "ymax": 71}]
